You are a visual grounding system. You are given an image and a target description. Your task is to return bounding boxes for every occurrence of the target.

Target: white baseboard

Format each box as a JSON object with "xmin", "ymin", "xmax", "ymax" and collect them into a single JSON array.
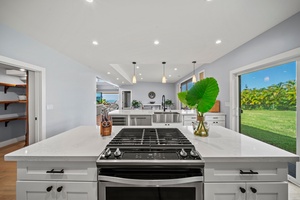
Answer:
[
  {"xmin": 0, "ymin": 136, "xmax": 25, "ymax": 148},
  {"xmin": 288, "ymin": 175, "xmax": 300, "ymax": 186}
]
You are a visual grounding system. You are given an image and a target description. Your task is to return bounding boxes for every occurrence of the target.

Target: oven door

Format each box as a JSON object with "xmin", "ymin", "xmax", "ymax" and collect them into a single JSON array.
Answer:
[{"xmin": 98, "ymin": 167, "xmax": 203, "ymax": 200}]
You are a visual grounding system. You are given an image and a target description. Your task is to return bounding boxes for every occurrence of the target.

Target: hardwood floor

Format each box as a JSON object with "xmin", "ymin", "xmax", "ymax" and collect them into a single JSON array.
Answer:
[
  {"xmin": 1, "ymin": 141, "xmax": 300, "ymax": 200},
  {"xmin": 0, "ymin": 141, "xmax": 24, "ymax": 200}
]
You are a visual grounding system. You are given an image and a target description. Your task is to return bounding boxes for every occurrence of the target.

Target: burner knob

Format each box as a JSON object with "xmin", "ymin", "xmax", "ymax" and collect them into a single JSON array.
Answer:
[
  {"xmin": 190, "ymin": 149, "xmax": 199, "ymax": 157},
  {"xmin": 104, "ymin": 148, "xmax": 111, "ymax": 157},
  {"xmin": 180, "ymin": 149, "xmax": 187, "ymax": 157},
  {"xmin": 114, "ymin": 148, "xmax": 121, "ymax": 157}
]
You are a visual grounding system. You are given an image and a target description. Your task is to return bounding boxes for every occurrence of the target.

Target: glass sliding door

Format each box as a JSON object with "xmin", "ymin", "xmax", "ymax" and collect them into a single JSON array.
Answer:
[{"xmin": 239, "ymin": 61, "xmax": 297, "ymax": 177}]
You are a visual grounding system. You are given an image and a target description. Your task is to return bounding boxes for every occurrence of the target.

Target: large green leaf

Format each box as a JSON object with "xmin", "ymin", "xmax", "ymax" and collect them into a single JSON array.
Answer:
[
  {"xmin": 177, "ymin": 91, "xmax": 188, "ymax": 107},
  {"xmin": 186, "ymin": 77, "xmax": 219, "ymax": 113}
]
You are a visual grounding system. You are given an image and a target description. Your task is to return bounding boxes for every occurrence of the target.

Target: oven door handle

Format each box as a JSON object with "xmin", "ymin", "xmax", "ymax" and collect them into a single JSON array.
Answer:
[{"xmin": 98, "ymin": 175, "xmax": 203, "ymax": 186}]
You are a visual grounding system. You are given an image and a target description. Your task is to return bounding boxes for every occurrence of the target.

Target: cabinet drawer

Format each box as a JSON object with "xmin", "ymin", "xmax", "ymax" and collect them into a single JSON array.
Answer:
[
  {"xmin": 205, "ymin": 115, "xmax": 225, "ymax": 121},
  {"xmin": 183, "ymin": 121, "xmax": 194, "ymax": 126},
  {"xmin": 17, "ymin": 161, "xmax": 97, "ymax": 181},
  {"xmin": 206, "ymin": 121, "xmax": 225, "ymax": 127},
  {"xmin": 205, "ymin": 162, "xmax": 287, "ymax": 182},
  {"xmin": 183, "ymin": 115, "xmax": 197, "ymax": 121}
]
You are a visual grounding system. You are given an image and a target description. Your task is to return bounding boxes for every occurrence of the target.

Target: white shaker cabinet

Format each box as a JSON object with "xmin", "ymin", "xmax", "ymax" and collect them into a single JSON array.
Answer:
[
  {"xmin": 204, "ymin": 162, "xmax": 288, "ymax": 200},
  {"xmin": 182, "ymin": 113, "xmax": 226, "ymax": 127},
  {"xmin": 16, "ymin": 161, "xmax": 97, "ymax": 200},
  {"xmin": 205, "ymin": 182, "xmax": 287, "ymax": 200},
  {"xmin": 17, "ymin": 181, "xmax": 97, "ymax": 200}
]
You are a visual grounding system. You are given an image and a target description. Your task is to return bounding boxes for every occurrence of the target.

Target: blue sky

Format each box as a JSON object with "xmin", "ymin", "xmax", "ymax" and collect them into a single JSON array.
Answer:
[{"xmin": 241, "ymin": 61, "xmax": 296, "ymax": 90}]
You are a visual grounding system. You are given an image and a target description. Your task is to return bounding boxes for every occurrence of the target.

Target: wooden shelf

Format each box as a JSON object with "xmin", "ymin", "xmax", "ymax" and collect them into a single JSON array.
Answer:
[
  {"xmin": 0, "ymin": 82, "xmax": 26, "ymax": 93},
  {"xmin": 0, "ymin": 116, "xmax": 27, "ymax": 127},
  {"xmin": 0, "ymin": 100, "xmax": 27, "ymax": 110}
]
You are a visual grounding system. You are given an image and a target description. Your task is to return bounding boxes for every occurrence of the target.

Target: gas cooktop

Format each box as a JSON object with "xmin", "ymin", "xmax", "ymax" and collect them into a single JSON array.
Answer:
[{"xmin": 97, "ymin": 128, "xmax": 204, "ymax": 167}]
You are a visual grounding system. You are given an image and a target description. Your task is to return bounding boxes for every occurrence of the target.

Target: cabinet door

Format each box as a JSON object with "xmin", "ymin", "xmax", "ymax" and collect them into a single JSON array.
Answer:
[
  {"xmin": 56, "ymin": 182, "xmax": 97, "ymax": 200},
  {"xmin": 246, "ymin": 182, "xmax": 288, "ymax": 200},
  {"xmin": 205, "ymin": 183, "xmax": 246, "ymax": 200},
  {"xmin": 17, "ymin": 181, "xmax": 56, "ymax": 200}
]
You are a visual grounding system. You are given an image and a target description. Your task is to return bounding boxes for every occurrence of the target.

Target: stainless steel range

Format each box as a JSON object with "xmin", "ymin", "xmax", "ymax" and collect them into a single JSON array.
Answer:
[{"xmin": 96, "ymin": 128, "xmax": 204, "ymax": 200}]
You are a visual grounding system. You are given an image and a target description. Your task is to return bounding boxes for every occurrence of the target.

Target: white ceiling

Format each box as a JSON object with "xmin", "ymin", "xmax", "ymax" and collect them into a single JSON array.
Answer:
[{"xmin": 0, "ymin": 0, "xmax": 300, "ymax": 86}]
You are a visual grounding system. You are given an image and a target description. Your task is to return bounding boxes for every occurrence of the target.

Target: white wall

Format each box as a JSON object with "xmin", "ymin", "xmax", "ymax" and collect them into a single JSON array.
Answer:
[
  {"xmin": 120, "ymin": 82, "xmax": 176, "ymax": 108},
  {"xmin": 176, "ymin": 12, "xmax": 300, "ymax": 128},
  {"xmin": 0, "ymin": 24, "xmax": 99, "ymax": 138}
]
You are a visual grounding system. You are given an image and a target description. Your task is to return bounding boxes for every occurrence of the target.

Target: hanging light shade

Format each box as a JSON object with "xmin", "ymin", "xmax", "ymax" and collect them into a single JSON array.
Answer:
[
  {"xmin": 162, "ymin": 62, "xmax": 166, "ymax": 83},
  {"xmin": 192, "ymin": 61, "xmax": 197, "ymax": 83},
  {"xmin": 132, "ymin": 62, "xmax": 137, "ymax": 84}
]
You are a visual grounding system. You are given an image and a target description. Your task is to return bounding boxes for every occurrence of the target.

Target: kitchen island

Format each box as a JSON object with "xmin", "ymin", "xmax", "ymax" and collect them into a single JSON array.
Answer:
[
  {"xmin": 108, "ymin": 109, "xmax": 226, "ymax": 127},
  {"xmin": 5, "ymin": 125, "xmax": 299, "ymax": 200}
]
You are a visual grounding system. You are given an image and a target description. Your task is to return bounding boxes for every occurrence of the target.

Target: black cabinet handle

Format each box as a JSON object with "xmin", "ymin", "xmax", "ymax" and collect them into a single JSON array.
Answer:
[
  {"xmin": 250, "ymin": 187, "xmax": 257, "ymax": 193},
  {"xmin": 239, "ymin": 187, "xmax": 246, "ymax": 193},
  {"xmin": 57, "ymin": 186, "xmax": 63, "ymax": 192},
  {"xmin": 46, "ymin": 186, "xmax": 53, "ymax": 192},
  {"xmin": 240, "ymin": 170, "xmax": 258, "ymax": 175},
  {"xmin": 46, "ymin": 169, "xmax": 64, "ymax": 174}
]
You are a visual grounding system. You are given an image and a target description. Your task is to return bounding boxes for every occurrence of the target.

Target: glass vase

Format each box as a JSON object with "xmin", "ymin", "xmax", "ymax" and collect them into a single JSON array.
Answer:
[{"xmin": 194, "ymin": 113, "xmax": 209, "ymax": 137}]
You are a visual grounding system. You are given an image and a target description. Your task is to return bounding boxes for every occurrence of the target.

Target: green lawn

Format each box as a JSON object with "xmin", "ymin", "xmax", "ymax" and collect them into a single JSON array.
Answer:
[{"xmin": 241, "ymin": 110, "xmax": 296, "ymax": 153}]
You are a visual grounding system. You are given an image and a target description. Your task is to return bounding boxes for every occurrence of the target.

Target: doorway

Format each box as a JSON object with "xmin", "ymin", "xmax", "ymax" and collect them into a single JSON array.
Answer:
[
  {"xmin": 239, "ymin": 61, "xmax": 296, "ymax": 177},
  {"xmin": 0, "ymin": 55, "xmax": 46, "ymax": 145},
  {"xmin": 230, "ymin": 47, "xmax": 300, "ymax": 185}
]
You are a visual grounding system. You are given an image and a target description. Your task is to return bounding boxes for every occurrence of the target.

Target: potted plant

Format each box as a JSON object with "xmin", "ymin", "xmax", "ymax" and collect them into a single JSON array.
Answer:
[
  {"xmin": 132, "ymin": 100, "xmax": 142, "ymax": 109},
  {"xmin": 177, "ymin": 77, "xmax": 219, "ymax": 136},
  {"xmin": 165, "ymin": 99, "xmax": 174, "ymax": 110}
]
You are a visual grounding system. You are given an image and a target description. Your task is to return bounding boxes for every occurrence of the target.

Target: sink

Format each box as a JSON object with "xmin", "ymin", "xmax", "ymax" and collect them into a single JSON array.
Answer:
[{"xmin": 153, "ymin": 112, "xmax": 181, "ymax": 123}]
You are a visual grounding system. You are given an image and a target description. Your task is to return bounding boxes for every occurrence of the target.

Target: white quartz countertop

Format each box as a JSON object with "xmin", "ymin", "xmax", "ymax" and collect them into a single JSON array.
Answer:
[
  {"xmin": 5, "ymin": 125, "xmax": 298, "ymax": 163},
  {"xmin": 108, "ymin": 109, "xmax": 222, "ymax": 116}
]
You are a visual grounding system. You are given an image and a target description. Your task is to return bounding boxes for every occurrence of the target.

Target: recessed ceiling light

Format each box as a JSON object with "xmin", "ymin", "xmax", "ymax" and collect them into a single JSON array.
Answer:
[
  {"xmin": 19, "ymin": 68, "xmax": 26, "ymax": 72},
  {"xmin": 136, "ymin": 66, "xmax": 139, "ymax": 69},
  {"xmin": 122, "ymin": 81, "xmax": 124, "ymax": 84},
  {"xmin": 139, "ymin": 73, "xmax": 142, "ymax": 76},
  {"xmin": 116, "ymin": 78, "xmax": 119, "ymax": 80},
  {"xmin": 215, "ymin": 39, "xmax": 222, "ymax": 44},
  {"xmin": 154, "ymin": 40, "xmax": 160, "ymax": 45},
  {"xmin": 141, "ymin": 77, "xmax": 143, "ymax": 80},
  {"xmin": 92, "ymin": 40, "xmax": 98, "ymax": 45},
  {"xmin": 206, "ymin": 0, "xmax": 212, "ymax": 2},
  {"xmin": 169, "ymin": 75, "xmax": 172, "ymax": 77},
  {"xmin": 174, "ymin": 68, "xmax": 177, "ymax": 71},
  {"xmin": 107, "ymin": 72, "xmax": 110, "ymax": 74},
  {"xmin": 86, "ymin": 0, "xmax": 93, "ymax": 3}
]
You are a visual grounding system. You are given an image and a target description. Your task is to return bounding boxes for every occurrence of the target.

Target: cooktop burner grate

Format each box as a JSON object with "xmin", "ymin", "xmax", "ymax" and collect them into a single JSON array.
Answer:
[{"xmin": 107, "ymin": 128, "xmax": 192, "ymax": 147}]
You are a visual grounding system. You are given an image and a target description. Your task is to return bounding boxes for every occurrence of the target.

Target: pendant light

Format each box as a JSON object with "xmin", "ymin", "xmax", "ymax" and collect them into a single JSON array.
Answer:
[
  {"xmin": 132, "ymin": 62, "xmax": 137, "ymax": 84},
  {"xmin": 162, "ymin": 62, "xmax": 166, "ymax": 83},
  {"xmin": 192, "ymin": 61, "xmax": 197, "ymax": 83}
]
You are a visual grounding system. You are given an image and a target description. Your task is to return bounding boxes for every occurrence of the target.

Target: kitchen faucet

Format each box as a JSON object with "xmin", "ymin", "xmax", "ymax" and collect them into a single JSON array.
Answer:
[{"xmin": 162, "ymin": 95, "xmax": 166, "ymax": 112}]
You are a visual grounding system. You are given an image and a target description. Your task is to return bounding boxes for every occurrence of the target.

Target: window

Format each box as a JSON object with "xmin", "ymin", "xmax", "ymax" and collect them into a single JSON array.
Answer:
[
  {"xmin": 97, "ymin": 93, "xmax": 119, "ymax": 104},
  {"xmin": 180, "ymin": 78, "xmax": 193, "ymax": 109},
  {"xmin": 181, "ymin": 78, "xmax": 193, "ymax": 92}
]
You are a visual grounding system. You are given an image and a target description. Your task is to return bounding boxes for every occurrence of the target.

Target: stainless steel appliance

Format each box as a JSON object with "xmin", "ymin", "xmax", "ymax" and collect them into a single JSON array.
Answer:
[{"xmin": 96, "ymin": 128, "xmax": 204, "ymax": 200}]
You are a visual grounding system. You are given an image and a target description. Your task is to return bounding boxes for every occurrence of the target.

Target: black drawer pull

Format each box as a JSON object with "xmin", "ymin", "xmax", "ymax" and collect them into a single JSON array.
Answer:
[
  {"xmin": 239, "ymin": 187, "xmax": 246, "ymax": 193},
  {"xmin": 240, "ymin": 170, "xmax": 258, "ymax": 175},
  {"xmin": 46, "ymin": 169, "xmax": 64, "ymax": 174},
  {"xmin": 250, "ymin": 187, "xmax": 257, "ymax": 193},
  {"xmin": 46, "ymin": 186, "xmax": 53, "ymax": 192},
  {"xmin": 57, "ymin": 186, "xmax": 63, "ymax": 192}
]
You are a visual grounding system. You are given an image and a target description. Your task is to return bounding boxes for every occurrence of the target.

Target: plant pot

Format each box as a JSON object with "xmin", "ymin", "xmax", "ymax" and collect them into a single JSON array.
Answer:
[{"xmin": 194, "ymin": 114, "xmax": 209, "ymax": 137}]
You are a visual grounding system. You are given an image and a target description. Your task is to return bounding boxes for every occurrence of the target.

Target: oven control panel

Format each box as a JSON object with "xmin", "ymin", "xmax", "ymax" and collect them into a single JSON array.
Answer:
[{"xmin": 99, "ymin": 148, "xmax": 201, "ymax": 160}]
